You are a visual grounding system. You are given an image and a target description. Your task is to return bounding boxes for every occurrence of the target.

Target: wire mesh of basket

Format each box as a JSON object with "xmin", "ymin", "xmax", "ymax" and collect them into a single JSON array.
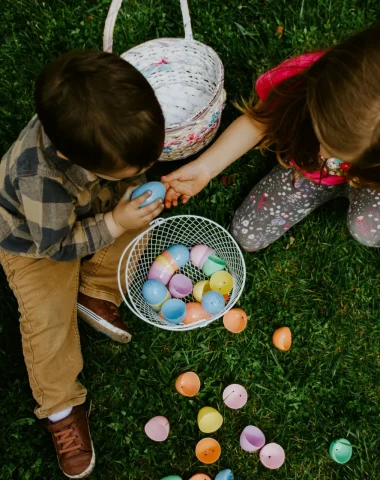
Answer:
[
  {"xmin": 103, "ymin": 0, "xmax": 225, "ymax": 161},
  {"xmin": 117, "ymin": 216, "xmax": 246, "ymax": 331}
]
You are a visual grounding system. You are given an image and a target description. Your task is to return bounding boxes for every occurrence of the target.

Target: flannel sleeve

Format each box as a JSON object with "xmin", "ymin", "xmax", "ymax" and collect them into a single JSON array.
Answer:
[{"xmin": 18, "ymin": 175, "xmax": 114, "ymax": 261}]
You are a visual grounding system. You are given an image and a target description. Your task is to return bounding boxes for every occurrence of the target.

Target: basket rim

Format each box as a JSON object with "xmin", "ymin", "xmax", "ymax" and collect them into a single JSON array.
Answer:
[
  {"xmin": 121, "ymin": 38, "xmax": 225, "ymax": 131},
  {"xmin": 119, "ymin": 215, "xmax": 246, "ymax": 331}
]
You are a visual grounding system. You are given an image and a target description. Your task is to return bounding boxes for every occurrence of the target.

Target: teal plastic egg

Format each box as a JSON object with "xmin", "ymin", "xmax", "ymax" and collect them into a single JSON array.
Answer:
[
  {"xmin": 202, "ymin": 254, "xmax": 226, "ymax": 277},
  {"xmin": 160, "ymin": 477, "xmax": 182, "ymax": 480},
  {"xmin": 329, "ymin": 438, "xmax": 352, "ymax": 464}
]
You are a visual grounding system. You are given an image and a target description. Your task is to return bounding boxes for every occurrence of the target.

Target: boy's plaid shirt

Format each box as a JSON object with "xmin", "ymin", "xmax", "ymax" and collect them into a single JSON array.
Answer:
[{"xmin": 0, "ymin": 116, "xmax": 131, "ymax": 262}]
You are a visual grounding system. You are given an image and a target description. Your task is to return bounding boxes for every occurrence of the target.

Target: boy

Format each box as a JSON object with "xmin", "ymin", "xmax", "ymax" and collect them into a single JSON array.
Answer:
[{"xmin": 0, "ymin": 50, "xmax": 165, "ymax": 478}]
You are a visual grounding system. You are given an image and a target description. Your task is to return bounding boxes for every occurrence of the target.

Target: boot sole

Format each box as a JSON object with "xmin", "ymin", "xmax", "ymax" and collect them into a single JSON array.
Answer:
[{"xmin": 77, "ymin": 304, "xmax": 131, "ymax": 344}]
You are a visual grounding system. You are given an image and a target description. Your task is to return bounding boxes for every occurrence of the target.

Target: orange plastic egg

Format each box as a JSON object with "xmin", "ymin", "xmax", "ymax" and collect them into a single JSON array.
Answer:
[
  {"xmin": 195, "ymin": 438, "xmax": 221, "ymax": 464},
  {"xmin": 183, "ymin": 302, "xmax": 211, "ymax": 324},
  {"xmin": 272, "ymin": 327, "xmax": 292, "ymax": 351},
  {"xmin": 223, "ymin": 308, "xmax": 248, "ymax": 333},
  {"xmin": 189, "ymin": 475, "xmax": 212, "ymax": 480},
  {"xmin": 175, "ymin": 372, "xmax": 201, "ymax": 397}
]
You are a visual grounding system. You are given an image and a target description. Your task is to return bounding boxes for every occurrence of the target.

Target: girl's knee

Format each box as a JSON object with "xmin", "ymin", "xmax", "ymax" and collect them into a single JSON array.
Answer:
[{"xmin": 347, "ymin": 218, "xmax": 380, "ymax": 247}]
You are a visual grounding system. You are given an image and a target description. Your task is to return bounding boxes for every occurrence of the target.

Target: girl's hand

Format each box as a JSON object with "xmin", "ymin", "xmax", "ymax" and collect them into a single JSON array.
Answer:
[{"xmin": 161, "ymin": 160, "xmax": 212, "ymax": 208}]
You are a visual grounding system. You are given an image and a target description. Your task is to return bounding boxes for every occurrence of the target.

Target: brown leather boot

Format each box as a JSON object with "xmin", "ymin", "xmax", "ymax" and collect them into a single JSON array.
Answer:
[
  {"xmin": 46, "ymin": 405, "xmax": 95, "ymax": 478},
  {"xmin": 77, "ymin": 293, "xmax": 131, "ymax": 344}
]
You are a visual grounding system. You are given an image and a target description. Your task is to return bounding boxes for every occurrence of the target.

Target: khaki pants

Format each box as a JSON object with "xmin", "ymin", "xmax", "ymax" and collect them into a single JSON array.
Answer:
[{"xmin": 0, "ymin": 228, "xmax": 143, "ymax": 419}]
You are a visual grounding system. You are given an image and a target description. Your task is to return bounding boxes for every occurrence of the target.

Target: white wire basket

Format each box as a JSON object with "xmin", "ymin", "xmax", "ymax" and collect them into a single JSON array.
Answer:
[
  {"xmin": 103, "ymin": 0, "xmax": 225, "ymax": 162},
  {"xmin": 118, "ymin": 216, "xmax": 246, "ymax": 331}
]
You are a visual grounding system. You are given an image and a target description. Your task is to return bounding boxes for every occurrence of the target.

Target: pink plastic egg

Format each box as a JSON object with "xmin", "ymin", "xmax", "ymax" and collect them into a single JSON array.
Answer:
[
  {"xmin": 168, "ymin": 274, "xmax": 193, "ymax": 299},
  {"xmin": 260, "ymin": 443, "xmax": 285, "ymax": 469},
  {"xmin": 223, "ymin": 384, "xmax": 248, "ymax": 409},
  {"xmin": 144, "ymin": 416, "xmax": 170, "ymax": 442},
  {"xmin": 190, "ymin": 244, "xmax": 215, "ymax": 268},
  {"xmin": 148, "ymin": 261, "xmax": 174, "ymax": 285}
]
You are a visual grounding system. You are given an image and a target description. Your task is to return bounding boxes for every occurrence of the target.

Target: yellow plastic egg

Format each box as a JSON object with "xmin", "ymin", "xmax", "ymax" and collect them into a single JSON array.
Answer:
[
  {"xmin": 210, "ymin": 271, "xmax": 234, "ymax": 295},
  {"xmin": 193, "ymin": 280, "xmax": 211, "ymax": 303},
  {"xmin": 272, "ymin": 327, "xmax": 292, "ymax": 351},
  {"xmin": 197, "ymin": 407, "xmax": 223, "ymax": 433}
]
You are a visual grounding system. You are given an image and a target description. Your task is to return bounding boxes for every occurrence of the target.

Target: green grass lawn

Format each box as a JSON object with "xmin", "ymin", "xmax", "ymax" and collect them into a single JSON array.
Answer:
[{"xmin": 1, "ymin": 0, "xmax": 380, "ymax": 479}]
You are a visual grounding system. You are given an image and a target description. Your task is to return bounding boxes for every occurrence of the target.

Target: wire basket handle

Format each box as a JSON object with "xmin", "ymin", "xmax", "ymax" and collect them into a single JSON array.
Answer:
[{"xmin": 103, "ymin": 0, "xmax": 193, "ymax": 53}]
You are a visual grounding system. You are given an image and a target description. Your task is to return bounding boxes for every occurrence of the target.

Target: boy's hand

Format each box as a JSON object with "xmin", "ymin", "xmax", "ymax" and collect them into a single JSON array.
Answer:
[
  {"xmin": 161, "ymin": 160, "xmax": 211, "ymax": 208},
  {"xmin": 112, "ymin": 190, "xmax": 164, "ymax": 231}
]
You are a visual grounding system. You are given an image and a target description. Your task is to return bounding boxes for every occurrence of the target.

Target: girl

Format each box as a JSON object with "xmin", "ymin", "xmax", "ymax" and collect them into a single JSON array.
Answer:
[{"xmin": 162, "ymin": 26, "xmax": 380, "ymax": 251}]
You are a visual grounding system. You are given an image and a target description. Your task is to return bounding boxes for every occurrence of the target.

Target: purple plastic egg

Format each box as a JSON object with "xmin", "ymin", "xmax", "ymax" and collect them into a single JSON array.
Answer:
[
  {"xmin": 240, "ymin": 426, "xmax": 266, "ymax": 452},
  {"xmin": 190, "ymin": 244, "xmax": 215, "ymax": 268},
  {"xmin": 168, "ymin": 274, "xmax": 193, "ymax": 299}
]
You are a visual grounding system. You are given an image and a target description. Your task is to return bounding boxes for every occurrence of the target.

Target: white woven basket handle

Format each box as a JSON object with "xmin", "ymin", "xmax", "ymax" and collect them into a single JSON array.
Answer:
[{"xmin": 103, "ymin": 0, "xmax": 193, "ymax": 52}]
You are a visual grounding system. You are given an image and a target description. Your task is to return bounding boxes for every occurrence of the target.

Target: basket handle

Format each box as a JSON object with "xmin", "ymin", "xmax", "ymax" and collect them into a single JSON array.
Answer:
[{"xmin": 103, "ymin": 0, "xmax": 193, "ymax": 53}]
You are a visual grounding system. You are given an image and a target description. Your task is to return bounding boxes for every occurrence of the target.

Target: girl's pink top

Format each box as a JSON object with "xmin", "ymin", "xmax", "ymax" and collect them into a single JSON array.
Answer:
[{"xmin": 256, "ymin": 53, "xmax": 351, "ymax": 185}]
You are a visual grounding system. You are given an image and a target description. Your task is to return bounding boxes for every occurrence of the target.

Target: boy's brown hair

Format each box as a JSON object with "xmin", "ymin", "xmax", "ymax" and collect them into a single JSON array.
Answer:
[
  {"xmin": 238, "ymin": 25, "xmax": 380, "ymax": 189},
  {"xmin": 36, "ymin": 50, "xmax": 165, "ymax": 174}
]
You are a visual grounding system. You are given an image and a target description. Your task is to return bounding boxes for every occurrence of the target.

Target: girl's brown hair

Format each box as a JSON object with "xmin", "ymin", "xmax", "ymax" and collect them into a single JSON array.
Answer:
[{"xmin": 239, "ymin": 25, "xmax": 380, "ymax": 189}]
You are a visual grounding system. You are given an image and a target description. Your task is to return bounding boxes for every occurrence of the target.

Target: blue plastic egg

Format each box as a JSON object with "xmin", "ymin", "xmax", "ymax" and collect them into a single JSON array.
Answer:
[
  {"xmin": 142, "ymin": 280, "xmax": 170, "ymax": 309},
  {"xmin": 131, "ymin": 181, "xmax": 166, "ymax": 207},
  {"xmin": 201, "ymin": 291, "xmax": 225, "ymax": 315},
  {"xmin": 161, "ymin": 299, "xmax": 186, "ymax": 324},
  {"xmin": 167, "ymin": 244, "xmax": 190, "ymax": 268},
  {"xmin": 215, "ymin": 470, "xmax": 234, "ymax": 480}
]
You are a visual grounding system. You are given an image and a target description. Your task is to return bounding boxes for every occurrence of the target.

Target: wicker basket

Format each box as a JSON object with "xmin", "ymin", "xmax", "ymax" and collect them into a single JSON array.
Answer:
[{"xmin": 103, "ymin": 0, "xmax": 225, "ymax": 162}]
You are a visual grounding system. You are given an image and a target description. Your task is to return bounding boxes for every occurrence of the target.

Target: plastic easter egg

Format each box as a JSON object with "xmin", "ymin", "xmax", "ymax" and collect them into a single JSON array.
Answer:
[
  {"xmin": 223, "ymin": 309, "xmax": 247, "ymax": 333},
  {"xmin": 210, "ymin": 271, "xmax": 234, "ymax": 295},
  {"xmin": 240, "ymin": 426, "xmax": 265, "ymax": 452},
  {"xmin": 156, "ymin": 254, "xmax": 177, "ymax": 272},
  {"xmin": 148, "ymin": 261, "xmax": 174, "ymax": 285},
  {"xmin": 161, "ymin": 477, "xmax": 182, "ymax": 480},
  {"xmin": 142, "ymin": 280, "xmax": 170, "ymax": 310},
  {"xmin": 259, "ymin": 443, "xmax": 285, "ymax": 469},
  {"xmin": 144, "ymin": 416, "xmax": 170, "ymax": 442},
  {"xmin": 329, "ymin": 438, "xmax": 352, "ymax": 464},
  {"xmin": 190, "ymin": 244, "xmax": 215, "ymax": 268},
  {"xmin": 131, "ymin": 181, "xmax": 166, "ymax": 207},
  {"xmin": 168, "ymin": 274, "xmax": 193, "ymax": 299},
  {"xmin": 167, "ymin": 244, "xmax": 190, "ymax": 268},
  {"xmin": 161, "ymin": 299, "xmax": 186, "ymax": 324},
  {"xmin": 223, "ymin": 384, "xmax": 248, "ymax": 409},
  {"xmin": 215, "ymin": 470, "xmax": 234, "ymax": 480},
  {"xmin": 202, "ymin": 255, "xmax": 226, "ymax": 277},
  {"xmin": 161, "ymin": 250, "xmax": 180, "ymax": 271},
  {"xmin": 193, "ymin": 280, "xmax": 212, "ymax": 303},
  {"xmin": 272, "ymin": 327, "xmax": 292, "ymax": 351},
  {"xmin": 202, "ymin": 291, "xmax": 225, "ymax": 315},
  {"xmin": 184, "ymin": 302, "xmax": 211, "ymax": 324},
  {"xmin": 175, "ymin": 372, "xmax": 201, "ymax": 397},
  {"xmin": 195, "ymin": 438, "xmax": 221, "ymax": 464},
  {"xmin": 197, "ymin": 407, "xmax": 223, "ymax": 433},
  {"xmin": 189, "ymin": 475, "xmax": 212, "ymax": 480}
]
